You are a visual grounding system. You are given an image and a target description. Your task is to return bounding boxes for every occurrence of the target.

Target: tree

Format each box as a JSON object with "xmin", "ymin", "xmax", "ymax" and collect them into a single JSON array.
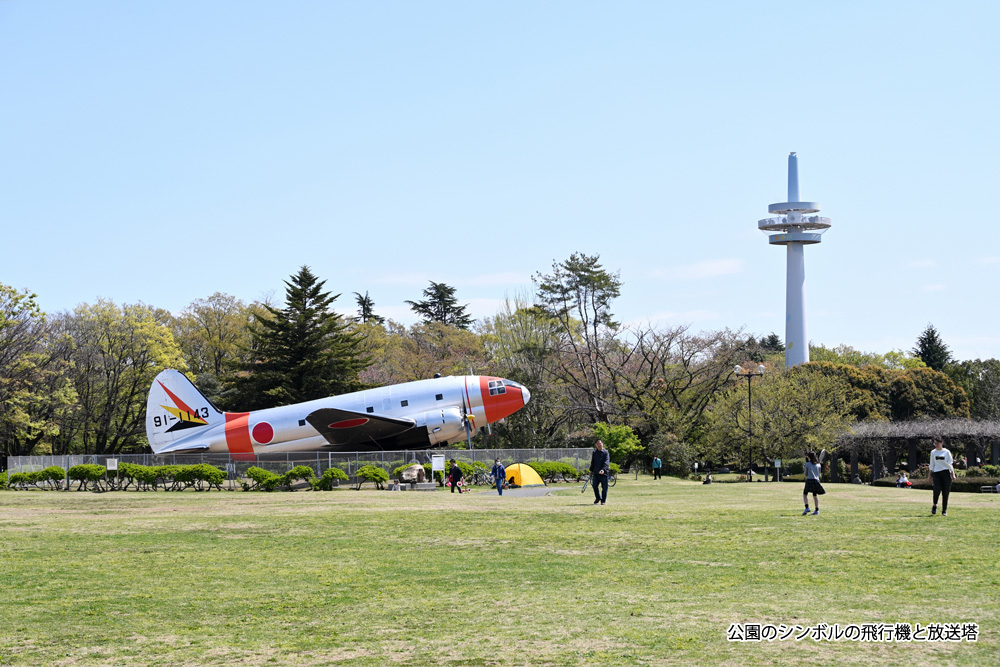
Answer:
[
  {"xmin": 406, "ymin": 282, "xmax": 473, "ymax": 329},
  {"xmin": 592, "ymin": 422, "xmax": 642, "ymax": 466},
  {"xmin": 747, "ymin": 332, "xmax": 784, "ymax": 363},
  {"xmin": 609, "ymin": 325, "xmax": 749, "ymax": 446},
  {"xmin": 227, "ymin": 266, "xmax": 371, "ymax": 410},
  {"xmin": 913, "ymin": 323, "xmax": 953, "ymax": 371},
  {"xmin": 477, "ymin": 294, "xmax": 572, "ymax": 449},
  {"xmin": 54, "ymin": 300, "xmax": 186, "ymax": 455},
  {"xmin": 353, "ymin": 291, "xmax": 384, "ymax": 325},
  {"xmin": 0, "ymin": 285, "xmax": 77, "ymax": 460},
  {"xmin": 173, "ymin": 292, "xmax": 255, "ymax": 378},
  {"xmin": 888, "ymin": 367, "xmax": 969, "ymax": 421},
  {"xmin": 799, "ymin": 361, "xmax": 969, "ymax": 422},
  {"xmin": 533, "ymin": 252, "xmax": 622, "ymax": 423},
  {"xmin": 810, "ymin": 344, "xmax": 925, "ymax": 370},
  {"xmin": 359, "ymin": 320, "xmax": 486, "ymax": 386},
  {"xmin": 702, "ymin": 366, "xmax": 853, "ymax": 469},
  {"xmin": 946, "ymin": 359, "xmax": 1000, "ymax": 420}
]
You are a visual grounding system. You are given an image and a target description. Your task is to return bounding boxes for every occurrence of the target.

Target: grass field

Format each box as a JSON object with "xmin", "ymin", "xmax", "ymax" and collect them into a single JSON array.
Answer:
[{"xmin": 1, "ymin": 478, "xmax": 997, "ymax": 666}]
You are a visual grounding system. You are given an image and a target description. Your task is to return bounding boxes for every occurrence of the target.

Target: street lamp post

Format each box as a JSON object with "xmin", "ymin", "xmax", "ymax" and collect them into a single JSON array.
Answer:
[{"xmin": 734, "ymin": 364, "xmax": 766, "ymax": 482}]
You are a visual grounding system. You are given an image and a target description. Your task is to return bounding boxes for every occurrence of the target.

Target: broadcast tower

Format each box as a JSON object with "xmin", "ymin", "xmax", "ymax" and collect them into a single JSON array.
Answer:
[{"xmin": 758, "ymin": 153, "xmax": 832, "ymax": 367}]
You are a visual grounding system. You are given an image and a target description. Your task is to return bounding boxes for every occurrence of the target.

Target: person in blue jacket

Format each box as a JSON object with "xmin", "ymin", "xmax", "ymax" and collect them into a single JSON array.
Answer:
[
  {"xmin": 590, "ymin": 440, "xmax": 611, "ymax": 505},
  {"xmin": 491, "ymin": 458, "xmax": 506, "ymax": 496},
  {"xmin": 652, "ymin": 456, "xmax": 662, "ymax": 480}
]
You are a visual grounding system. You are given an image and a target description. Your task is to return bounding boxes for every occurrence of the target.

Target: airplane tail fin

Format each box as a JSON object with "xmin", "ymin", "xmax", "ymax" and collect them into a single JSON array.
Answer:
[{"xmin": 145, "ymin": 369, "xmax": 223, "ymax": 453}]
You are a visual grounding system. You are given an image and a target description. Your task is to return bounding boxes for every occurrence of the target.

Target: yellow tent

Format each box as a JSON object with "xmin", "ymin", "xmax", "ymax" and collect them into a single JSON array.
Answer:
[{"xmin": 505, "ymin": 463, "xmax": 545, "ymax": 487}]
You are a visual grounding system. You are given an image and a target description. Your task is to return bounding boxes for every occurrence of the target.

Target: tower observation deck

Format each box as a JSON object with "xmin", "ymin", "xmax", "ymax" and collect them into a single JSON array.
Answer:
[{"xmin": 757, "ymin": 153, "xmax": 832, "ymax": 367}]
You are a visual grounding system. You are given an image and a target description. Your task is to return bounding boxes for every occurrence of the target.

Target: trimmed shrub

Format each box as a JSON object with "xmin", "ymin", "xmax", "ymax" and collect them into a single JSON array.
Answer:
[
  {"xmin": 68, "ymin": 464, "xmax": 106, "ymax": 491},
  {"xmin": 528, "ymin": 461, "xmax": 577, "ymax": 483},
  {"xmin": 283, "ymin": 465, "xmax": 316, "ymax": 490},
  {"xmin": 117, "ymin": 463, "xmax": 162, "ymax": 491},
  {"xmin": 783, "ymin": 458, "xmax": 805, "ymax": 476},
  {"xmin": 39, "ymin": 466, "xmax": 66, "ymax": 489},
  {"xmin": 311, "ymin": 466, "xmax": 348, "ymax": 490},
  {"xmin": 243, "ymin": 466, "xmax": 283, "ymax": 492},
  {"xmin": 526, "ymin": 461, "xmax": 550, "ymax": 480},
  {"xmin": 7, "ymin": 472, "xmax": 28, "ymax": 489},
  {"xmin": 355, "ymin": 465, "xmax": 389, "ymax": 490},
  {"xmin": 0, "ymin": 471, "xmax": 6, "ymax": 490}
]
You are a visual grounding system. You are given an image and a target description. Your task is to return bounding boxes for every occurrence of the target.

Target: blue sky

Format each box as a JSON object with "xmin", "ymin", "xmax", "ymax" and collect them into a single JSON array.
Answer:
[{"xmin": 2, "ymin": 1, "xmax": 998, "ymax": 361}]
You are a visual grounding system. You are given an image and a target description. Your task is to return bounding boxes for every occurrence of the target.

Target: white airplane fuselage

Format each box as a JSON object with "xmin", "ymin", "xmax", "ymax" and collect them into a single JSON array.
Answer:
[{"xmin": 146, "ymin": 371, "xmax": 530, "ymax": 455}]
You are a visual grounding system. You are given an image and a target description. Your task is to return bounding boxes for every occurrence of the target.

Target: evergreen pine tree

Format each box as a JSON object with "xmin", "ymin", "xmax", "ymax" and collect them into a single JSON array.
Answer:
[
  {"xmin": 227, "ymin": 266, "xmax": 370, "ymax": 410},
  {"xmin": 353, "ymin": 291, "xmax": 384, "ymax": 324},
  {"xmin": 405, "ymin": 281, "xmax": 473, "ymax": 329},
  {"xmin": 912, "ymin": 323, "xmax": 953, "ymax": 371}
]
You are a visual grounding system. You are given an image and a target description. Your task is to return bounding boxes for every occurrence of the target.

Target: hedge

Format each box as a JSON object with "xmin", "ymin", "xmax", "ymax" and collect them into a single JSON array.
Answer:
[{"xmin": 7, "ymin": 466, "xmax": 66, "ymax": 490}]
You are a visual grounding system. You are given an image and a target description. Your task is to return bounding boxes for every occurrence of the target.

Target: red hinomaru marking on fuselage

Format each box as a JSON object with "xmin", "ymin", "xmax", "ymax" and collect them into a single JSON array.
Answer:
[
  {"xmin": 329, "ymin": 418, "xmax": 369, "ymax": 429},
  {"xmin": 224, "ymin": 413, "xmax": 254, "ymax": 454},
  {"xmin": 252, "ymin": 422, "xmax": 274, "ymax": 444}
]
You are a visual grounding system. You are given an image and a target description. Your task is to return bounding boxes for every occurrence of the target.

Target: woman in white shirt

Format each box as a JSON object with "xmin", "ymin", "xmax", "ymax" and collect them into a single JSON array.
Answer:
[{"xmin": 927, "ymin": 436, "xmax": 957, "ymax": 516}]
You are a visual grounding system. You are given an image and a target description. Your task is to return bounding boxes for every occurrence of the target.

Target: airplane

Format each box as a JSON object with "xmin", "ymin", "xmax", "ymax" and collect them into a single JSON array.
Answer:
[{"xmin": 145, "ymin": 369, "xmax": 531, "ymax": 455}]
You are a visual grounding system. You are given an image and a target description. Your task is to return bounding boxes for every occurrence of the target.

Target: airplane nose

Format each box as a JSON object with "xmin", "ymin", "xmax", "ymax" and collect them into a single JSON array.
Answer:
[{"xmin": 521, "ymin": 385, "xmax": 531, "ymax": 405}]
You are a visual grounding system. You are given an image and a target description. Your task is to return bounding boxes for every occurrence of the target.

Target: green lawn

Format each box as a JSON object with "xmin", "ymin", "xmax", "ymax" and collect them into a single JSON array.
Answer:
[{"xmin": 1, "ymin": 478, "xmax": 996, "ymax": 666}]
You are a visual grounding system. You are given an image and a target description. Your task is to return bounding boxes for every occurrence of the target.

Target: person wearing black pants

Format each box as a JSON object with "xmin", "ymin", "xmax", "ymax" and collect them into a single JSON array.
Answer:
[
  {"xmin": 927, "ymin": 436, "xmax": 956, "ymax": 516},
  {"xmin": 590, "ymin": 440, "xmax": 611, "ymax": 505},
  {"xmin": 448, "ymin": 458, "xmax": 463, "ymax": 493}
]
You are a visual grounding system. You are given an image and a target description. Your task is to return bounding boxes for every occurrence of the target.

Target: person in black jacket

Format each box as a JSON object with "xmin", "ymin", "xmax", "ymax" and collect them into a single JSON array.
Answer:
[
  {"xmin": 590, "ymin": 440, "xmax": 611, "ymax": 505},
  {"xmin": 448, "ymin": 458, "xmax": 463, "ymax": 493}
]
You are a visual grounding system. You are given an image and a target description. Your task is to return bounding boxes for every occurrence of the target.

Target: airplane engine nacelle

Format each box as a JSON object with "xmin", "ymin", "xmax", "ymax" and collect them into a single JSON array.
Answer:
[{"xmin": 416, "ymin": 406, "xmax": 466, "ymax": 445}]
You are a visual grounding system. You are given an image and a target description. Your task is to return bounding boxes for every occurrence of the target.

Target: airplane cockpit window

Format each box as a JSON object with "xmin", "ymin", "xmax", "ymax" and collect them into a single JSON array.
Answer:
[
  {"xmin": 502, "ymin": 380, "xmax": 525, "ymax": 391},
  {"xmin": 488, "ymin": 379, "xmax": 507, "ymax": 396}
]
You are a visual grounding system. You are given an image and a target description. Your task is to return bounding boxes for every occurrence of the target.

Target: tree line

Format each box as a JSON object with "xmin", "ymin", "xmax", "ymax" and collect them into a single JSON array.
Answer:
[{"xmin": 2, "ymin": 255, "xmax": 996, "ymax": 473}]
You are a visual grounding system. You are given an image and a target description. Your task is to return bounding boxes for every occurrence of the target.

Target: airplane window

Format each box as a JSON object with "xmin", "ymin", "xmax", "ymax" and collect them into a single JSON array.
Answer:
[
  {"xmin": 435, "ymin": 394, "xmax": 443, "ymax": 401},
  {"xmin": 298, "ymin": 419, "xmax": 306, "ymax": 427},
  {"xmin": 489, "ymin": 380, "xmax": 507, "ymax": 396},
  {"xmin": 366, "ymin": 406, "xmax": 374, "ymax": 413},
  {"xmin": 400, "ymin": 400, "xmax": 408, "ymax": 407}
]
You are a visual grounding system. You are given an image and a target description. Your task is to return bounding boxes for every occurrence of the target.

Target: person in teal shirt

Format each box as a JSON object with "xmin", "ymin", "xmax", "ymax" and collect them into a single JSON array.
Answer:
[{"xmin": 652, "ymin": 456, "xmax": 662, "ymax": 480}]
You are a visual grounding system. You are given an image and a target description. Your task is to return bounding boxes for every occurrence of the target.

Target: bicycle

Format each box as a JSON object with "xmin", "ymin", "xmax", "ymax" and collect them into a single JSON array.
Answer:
[
  {"xmin": 580, "ymin": 470, "xmax": 617, "ymax": 493},
  {"xmin": 470, "ymin": 470, "xmax": 492, "ymax": 486}
]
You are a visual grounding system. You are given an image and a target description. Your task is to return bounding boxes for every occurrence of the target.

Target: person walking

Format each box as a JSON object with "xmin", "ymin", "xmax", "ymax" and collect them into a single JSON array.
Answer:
[
  {"xmin": 928, "ymin": 436, "xmax": 957, "ymax": 516},
  {"xmin": 490, "ymin": 458, "xmax": 506, "ymax": 496},
  {"xmin": 590, "ymin": 440, "xmax": 611, "ymax": 505},
  {"xmin": 448, "ymin": 458, "xmax": 463, "ymax": 493},
  {"xmin": 802, "ymin": 450, "xmax": 826, "ymax": 515},
  {"xmin": 652, "ymin": 456, "xmax": 662, "ymax": 480}
]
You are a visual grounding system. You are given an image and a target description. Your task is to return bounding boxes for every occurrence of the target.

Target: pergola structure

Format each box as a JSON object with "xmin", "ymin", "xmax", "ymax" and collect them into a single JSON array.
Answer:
[{"xmin": 833, "ymin": 419, "xmax": 1000, "ymax": 482}]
